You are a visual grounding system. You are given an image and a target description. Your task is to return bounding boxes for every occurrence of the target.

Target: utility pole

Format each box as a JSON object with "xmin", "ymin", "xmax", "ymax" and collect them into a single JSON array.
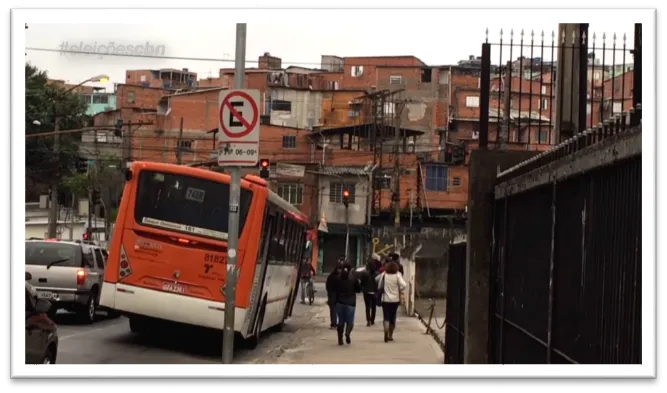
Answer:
[
  {"xmin": 123, "ymin": 121, "xmax": 132, "ymax": 169},
  {"xmin": 176, "ymin": 117, "xmax": 184, "ymax": 165},
  {"xmin": 501, "ymin": 61, "xmax": 512, "ymax": 148},
  {"xmin": 392, "ymin": 99, "xmax": 406, "ymax": 250},
  {"xmin": 222, "ymin": 22, "xmax": 246, "ymax": 365},
  {"xmin": 47, "ymin": 102, "xmax": 60, "ymax": 239}
]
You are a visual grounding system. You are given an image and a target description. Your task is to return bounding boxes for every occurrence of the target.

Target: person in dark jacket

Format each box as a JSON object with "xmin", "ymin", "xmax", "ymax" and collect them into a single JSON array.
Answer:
[
  {"xmin": 333, "ymin": 262, "xmax": 361, "ymax": 345},
  {"xmin": 386, "ymin": 252, "xmax": 404, "ymax": 275},
  {"xmin": 325, "ymin": 260, "xmax": 344, "ymax": 329},
  {"xmin": 359, "ymin": 259, "xmax": 379, "ymax": 326}
]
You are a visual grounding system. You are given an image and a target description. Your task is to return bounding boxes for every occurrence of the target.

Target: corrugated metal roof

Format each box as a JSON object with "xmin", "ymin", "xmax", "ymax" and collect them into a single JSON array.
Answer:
[{"xmin": 318, "ymin": 166, "xmax": 369, "ymax": 176}]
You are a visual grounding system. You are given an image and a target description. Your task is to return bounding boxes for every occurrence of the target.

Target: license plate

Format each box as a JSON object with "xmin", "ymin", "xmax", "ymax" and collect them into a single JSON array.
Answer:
[
  {"xmin": 162, "ymin": 283, "xmax": 186, "ymax": 294},
  {"xmin": 37, "ymin": 291, "xmax": 56, "ymax": 300}
]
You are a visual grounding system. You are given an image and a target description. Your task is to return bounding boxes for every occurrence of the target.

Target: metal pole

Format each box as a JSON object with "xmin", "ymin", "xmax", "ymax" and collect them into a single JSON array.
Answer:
[
  {"xmin": 176, "ymin": 117, "xmax": 184, "ymax": 165},
  {"xmin": 409, "ymin": 189, "xmax": 414, "ymax": 227},
  {"xmin": 502, "ymin": 61, "xmax": 512, "ymax": 148},
  {"xmin": 222, "ymin": 22, "xmax": 246, "ymax": 365},
  {"xmin": 47, "ymin": 101, "xmax": 60, "ymax": 239},
  {"xmin": 393, "ymin": 101, "xmax": 402, "ymax": 250},
  {"xmin": 344, "ymin": 204, "xmax": 350, "ymax": 261}
]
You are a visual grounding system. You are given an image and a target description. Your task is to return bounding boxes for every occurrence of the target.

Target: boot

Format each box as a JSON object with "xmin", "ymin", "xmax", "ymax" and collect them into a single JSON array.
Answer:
[
  {"xmin": 383, "ymin": 321, "xmax": 390, "ymax": 343},
  {"xmin": 345, "ymin": 325, "xmax": 353, "ymax": 344},
  {"xmin": 337, "ymin": 325, "xmax": 344, "ymax": 346},
  {"xmin": 388, "ymin": 323, "xmax": 395, "ymax": 341}
]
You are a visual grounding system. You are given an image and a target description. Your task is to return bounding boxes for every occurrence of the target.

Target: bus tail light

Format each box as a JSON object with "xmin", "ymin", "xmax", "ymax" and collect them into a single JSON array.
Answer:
[
  {"xmin": 76, "ymin": 269, "xmax": 87, "ymax": 286},
  {"xmin": 119, "ymin": 245, "xmax": 133, "ymax": 280}
]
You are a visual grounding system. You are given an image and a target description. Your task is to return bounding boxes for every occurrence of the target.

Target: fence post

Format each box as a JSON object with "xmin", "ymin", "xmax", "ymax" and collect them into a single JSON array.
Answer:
[
  {"xmin": 479, "ymin": 43, "xmax": 491, "ymax": 149},
  {"xmin": 632, "ymin": 23, "xmax": 642, "ymax": 111},
  {"xmin": 554, "ymin": 23, "xmax": 589, "ymax": 143},
  {"xmin": 546, "ymin": 178, "xmax": 558, "ymax": 363}
]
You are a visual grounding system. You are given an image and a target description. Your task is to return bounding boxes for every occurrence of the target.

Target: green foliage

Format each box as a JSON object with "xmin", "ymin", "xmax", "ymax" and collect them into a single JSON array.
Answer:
[
  {"xmin": 61, "ymin": 172, "xmax": 91, "ymax": 197},
  {"xmin": 25, "ymin": 62, "xmax": 90, "ymax": 201}
]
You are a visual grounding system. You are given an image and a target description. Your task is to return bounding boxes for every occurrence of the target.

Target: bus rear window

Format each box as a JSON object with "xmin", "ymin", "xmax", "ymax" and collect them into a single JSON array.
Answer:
[{"xmin": 134, "ymin": 170, "xmax": 253, "ymax": 241}]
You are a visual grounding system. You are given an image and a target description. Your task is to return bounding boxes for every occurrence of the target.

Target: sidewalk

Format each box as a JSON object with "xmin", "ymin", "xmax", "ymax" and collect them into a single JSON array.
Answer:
[{"xmin": 272, "ymin": 294, "xmax": 444, "ymax": 364}]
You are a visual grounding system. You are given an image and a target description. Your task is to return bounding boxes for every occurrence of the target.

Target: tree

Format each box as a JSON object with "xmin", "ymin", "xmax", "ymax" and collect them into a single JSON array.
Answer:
[
  {"xmin": 62, "ymin": 154, "xmax": 125, "ymax": 237},
  {"xmin": 25, "ymin": 63, "xmax": 90, "ymax": 201}
]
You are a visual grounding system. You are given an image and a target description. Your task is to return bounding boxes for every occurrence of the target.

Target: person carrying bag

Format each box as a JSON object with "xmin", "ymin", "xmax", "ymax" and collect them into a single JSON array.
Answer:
[{"xmin": 375, "ymin": 261, "xmax": 407, "ymax": 343}]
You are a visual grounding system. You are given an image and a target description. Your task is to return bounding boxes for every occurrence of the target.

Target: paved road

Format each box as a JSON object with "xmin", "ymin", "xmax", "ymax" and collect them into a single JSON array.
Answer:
[{"xmin": 55, "ymin": 282, "xmax": 327, "ymax": 364}]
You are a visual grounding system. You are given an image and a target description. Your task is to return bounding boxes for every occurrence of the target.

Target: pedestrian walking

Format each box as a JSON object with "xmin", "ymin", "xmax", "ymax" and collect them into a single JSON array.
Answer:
[
  {"xmin": 299, "ymin": 259, "xmax": 316, "ymax": 305},
  {"xmin": 359, "ymin": 259, "xmax": 379, "ymax": 326},
  {"xmin": 375, "ymin": 261, "xmax": 407, "ymax": 343},
  {"xmin": 325, "ymin": 259, "xmax": 344, "ymax": 329},
  {"xmin": 333, "ymin": 262, "xmax": 361, "ymax": 346},
  {"xmin": 372, "ymin": 253, "xmax": 382, "ymax": 271}
]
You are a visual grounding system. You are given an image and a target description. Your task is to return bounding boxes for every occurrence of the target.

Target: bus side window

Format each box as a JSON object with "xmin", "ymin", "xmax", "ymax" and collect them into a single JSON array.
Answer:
[
  {"xmin": 286, "ymin": 220, "xmax": 295, "ymax": 262},
  {"xmin": 277, "ymin": 217, "xmax": 287, "ymax": 261},
  {"xmin": 293, "ymin": 224, "xmax": 302, "ymax": 264},
  {"xmin": 297, "ymin": 227, "xmax": 305, "ymax": 263},
  {"xmin": 268, "ymin": 213, "xmax": 280, "ymax": 262}
]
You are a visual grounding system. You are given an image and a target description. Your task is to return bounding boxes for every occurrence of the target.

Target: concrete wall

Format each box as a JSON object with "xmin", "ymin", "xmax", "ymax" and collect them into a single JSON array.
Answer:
[{"xmin": 318, "ymin": 175, "xmax": 369, "ymax": 226}]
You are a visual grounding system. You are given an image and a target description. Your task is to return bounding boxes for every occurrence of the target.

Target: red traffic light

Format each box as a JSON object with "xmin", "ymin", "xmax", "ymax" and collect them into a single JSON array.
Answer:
[
  {"xmin": 260, "ymin": 159, "xmax": 269, "ymax": 168},
  {"xmin": 83, "ymin": 232, "xmax": 89, "ymax": 240}
]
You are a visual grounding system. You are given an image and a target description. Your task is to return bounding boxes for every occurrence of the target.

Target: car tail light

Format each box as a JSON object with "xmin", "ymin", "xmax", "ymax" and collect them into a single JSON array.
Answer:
[
  {"xmin": 119, "ymin": 245, "xmax": 132, "ymax": 280},
  {"xmin": 76, "ymin": 269, "xmax": 87, "ymax": 286}
]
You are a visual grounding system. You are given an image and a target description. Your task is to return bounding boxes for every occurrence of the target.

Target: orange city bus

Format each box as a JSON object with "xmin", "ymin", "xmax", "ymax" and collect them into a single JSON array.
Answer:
[{"xmin": 99, "ymin": 161, "xmax": 310, "ymax": 347}]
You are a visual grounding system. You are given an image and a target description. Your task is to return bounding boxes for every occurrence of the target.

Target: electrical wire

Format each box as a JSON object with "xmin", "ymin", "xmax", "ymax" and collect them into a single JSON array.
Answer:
[{"xmin": 26, "ymin": 46, "xmax": 447, "ymax": 69}]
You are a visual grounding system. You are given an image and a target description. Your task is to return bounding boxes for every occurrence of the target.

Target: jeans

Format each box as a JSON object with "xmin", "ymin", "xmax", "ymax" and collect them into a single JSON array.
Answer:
[
  {"xmin": 327, "ymin": 293, "xmax": 338, "ymax": 326},
  {"xmin": 362, "ymin": 292, "xmax": 377, "ymax": 323},
  {"xmin": 300, "ymin": 278, "xmax": 312, "ymax": 302},
  {"xmin": 382, "ymin": 301, "xmax": 400, "ymax": 324},
  {"xmin": 335, "ymin": 303, "xmax": 356, "ymax": 328}
]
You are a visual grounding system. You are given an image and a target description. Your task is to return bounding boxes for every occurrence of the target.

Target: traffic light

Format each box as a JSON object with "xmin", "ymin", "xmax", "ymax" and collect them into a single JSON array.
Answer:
[
  {"xmin": 76, "ymin": 157, "xmax": 88, "ymax": 174},
  {"xmin": 342, "ymin": 189, "xmax": 350, "ymax": 208},
  {"xmin": 259, "ymin": 159, "xmax": 270, "ymax": 179},
  {"xmin": 91, "ymin": 188, "xmax": 101, "ymax": 206},
  {"xmin": 83, "ymin": 230, "xmax": 91, "ymax": 241}
]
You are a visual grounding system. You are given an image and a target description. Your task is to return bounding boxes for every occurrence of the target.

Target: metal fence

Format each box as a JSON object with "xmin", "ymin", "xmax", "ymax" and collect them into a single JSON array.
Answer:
[
  {"xmin": 483, "ymin": 23, "xmax": 642, "ymax": 364},
  {"xmin": 478, "ymin": 24, "xmax": 639, "ymax": 149},
  {"xmin": 444, "ymin": 239, "xmax": 467, "ymax": 364}
]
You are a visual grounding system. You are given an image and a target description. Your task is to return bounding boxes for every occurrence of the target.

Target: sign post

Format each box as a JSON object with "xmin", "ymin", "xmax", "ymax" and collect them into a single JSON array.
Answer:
[
  {"xmin": 220, "ymin": 23, "xmax": 253, "ymax": 365},
  {"xmin": 217, "ymin": 89, "xmax": 260, "ymax": 166}
]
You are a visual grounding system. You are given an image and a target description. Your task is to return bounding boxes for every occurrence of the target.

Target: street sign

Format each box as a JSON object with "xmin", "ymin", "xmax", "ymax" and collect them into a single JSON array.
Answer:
[
  {"xmin": 276, "ymin": 163, "xmax": 305, "ymax": 178},
  {"xmin": 217, "ymin": 89, "xmax": 260, "ymax": 166}
]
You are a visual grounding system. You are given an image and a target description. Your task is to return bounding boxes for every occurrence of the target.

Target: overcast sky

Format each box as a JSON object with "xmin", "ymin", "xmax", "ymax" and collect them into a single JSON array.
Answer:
[{"xmin": 25, "ymin": 21, "xmax": 635, "ymax": 92}]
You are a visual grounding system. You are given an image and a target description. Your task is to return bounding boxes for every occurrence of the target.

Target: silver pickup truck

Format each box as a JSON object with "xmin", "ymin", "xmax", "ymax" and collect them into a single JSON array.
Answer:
[{"xmin": 25, "ymin": 239, "xmax": 118, "ymax": 324}]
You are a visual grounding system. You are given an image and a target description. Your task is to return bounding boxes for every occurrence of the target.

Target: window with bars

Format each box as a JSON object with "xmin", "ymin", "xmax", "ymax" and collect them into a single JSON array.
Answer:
[
  {"xmin": 282, "ymin": 135, "xmax": 297, "ymax": 149},
  {"xmin": 329, "ymin": 182, "xmax": 356, "ymax": 204},
  {"xmin": 389, "ymin": 75, "xmax": 403, "ymax": 85},
  {"xmin": 277, "ymin": 183, "xmax": 303, "ymax": 205},
  {"xmin": 425, "ymin": 165, "xmax": 448, "ymax": 191}
]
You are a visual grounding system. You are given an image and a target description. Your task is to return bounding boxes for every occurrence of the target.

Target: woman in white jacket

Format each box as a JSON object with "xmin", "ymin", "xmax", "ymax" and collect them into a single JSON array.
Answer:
[{"xmin": 375, "ymin": 261, "xmax": 407, "ymax": 343}]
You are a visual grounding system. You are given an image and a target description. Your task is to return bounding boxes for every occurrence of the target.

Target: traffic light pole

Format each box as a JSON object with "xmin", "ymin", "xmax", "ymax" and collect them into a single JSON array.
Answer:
[
  {"xmin": 222, "ymin": 22, "xmax": 246, "ymax": 365},
  {"xmin": 344, "ymin": 204, "xmax": 350, "ymax": 261}
]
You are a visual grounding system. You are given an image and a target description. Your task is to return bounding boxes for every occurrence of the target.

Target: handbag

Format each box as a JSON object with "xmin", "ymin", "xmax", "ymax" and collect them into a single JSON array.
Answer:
[{"xmin": 375, "ymin": 273, "xmax": 385, "ymax": 304}]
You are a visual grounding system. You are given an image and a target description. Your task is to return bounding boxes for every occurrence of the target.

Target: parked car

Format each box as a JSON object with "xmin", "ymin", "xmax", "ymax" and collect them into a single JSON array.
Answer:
[
  {"xmin": 25, "ymin": 275, "xmax": 58, "ymax": 364},
  {"xmin": 25, "ymin": 239, "xmax": 118, "ymax": 323}
]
